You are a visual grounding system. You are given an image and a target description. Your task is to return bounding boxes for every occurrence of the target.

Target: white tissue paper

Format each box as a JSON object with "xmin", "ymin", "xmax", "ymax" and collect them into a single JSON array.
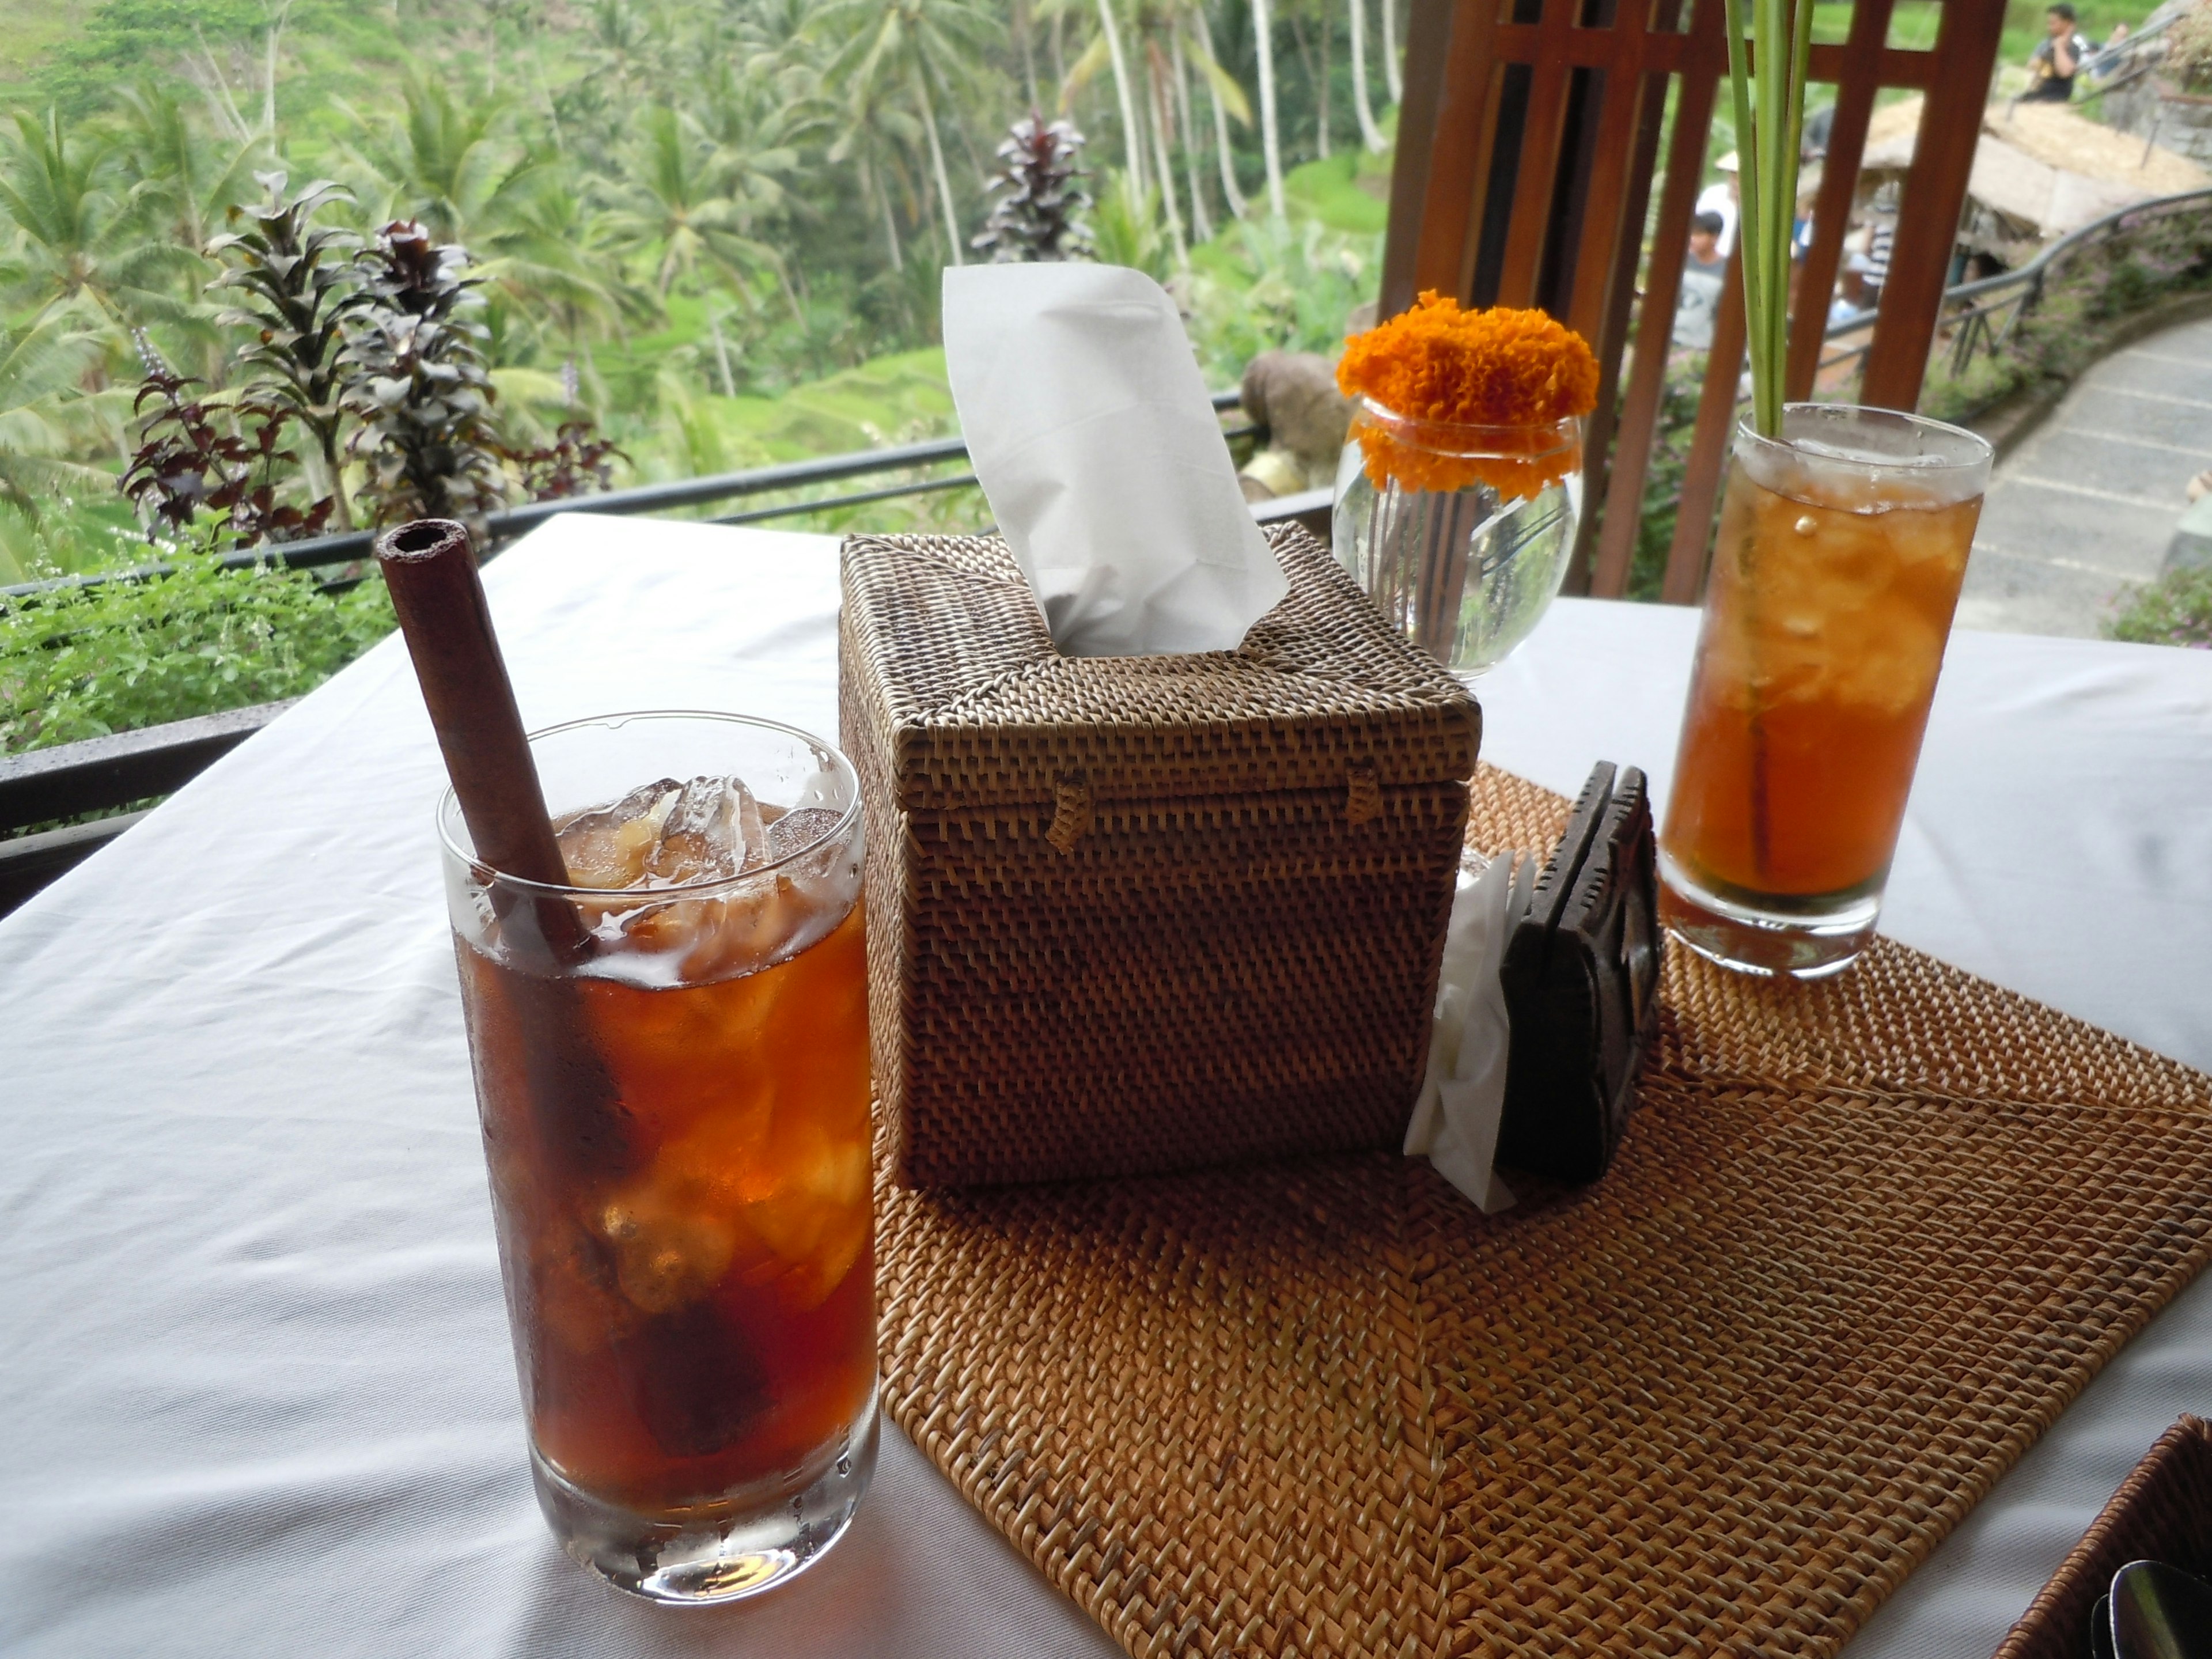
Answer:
[
  {"xmin": 1403, "ymin": 851, "xmax": 1534, "ymax": 1214},
  {"xmin": 942, "ymin": 263, "xmax": 1291, "ymax": 657}
]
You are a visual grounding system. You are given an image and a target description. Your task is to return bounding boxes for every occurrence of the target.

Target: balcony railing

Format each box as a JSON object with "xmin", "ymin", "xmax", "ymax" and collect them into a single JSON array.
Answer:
[{"xmin": 5, "ymin": 391, "xmax": 1264, "ymax": 602}]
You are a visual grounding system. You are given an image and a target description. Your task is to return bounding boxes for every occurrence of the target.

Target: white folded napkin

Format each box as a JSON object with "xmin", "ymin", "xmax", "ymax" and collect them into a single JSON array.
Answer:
[
  {"xmin": 1403, "ymin": 850, "xmax": 1532, "ymax": 1214},
  {"xmin": 942, "ymin": 263, "xmax": 1290, "ymax": 657}
]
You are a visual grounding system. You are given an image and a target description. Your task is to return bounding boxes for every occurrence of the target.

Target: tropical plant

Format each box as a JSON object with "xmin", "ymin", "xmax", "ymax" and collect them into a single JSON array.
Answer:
[
  {"xmin": 0, "ymin": 108, "xmax": 195, "ymax": 323},
  {"xmin": 0, "ymin": 554, "xmax": 396, "ymax": 755},
  {"xmin": 340, "ymin": 74, "xmax": 547, "ymax": 249},
  {"xmin": 121, "ymin": 361, "xmax": 334, "ymax": 547},
  {"xmin": 826, "ymin": 73, "xmax": 927, "ymax": 274},
  {"xmin": 340, "ymin": 220, "xmax": 506, "ymax": 527},
  {"xmin": 0, "ymin": 311, "xmax": 116, "ymax": 522},
  {"xmin": 972, "ymin": 113, "xmax": 1094, "ymax": 260},
  {"xmin": 2109, "ymin": 566, "xmax": 2212, "ymax": 648},
  {"xmin": 818, "ymin": 0, "xmax": 1005, "ymax": 266},
  {"xmin": 596, "ymin": 103, "xmax": 796, "ymax": 305},
  {"xmin": 1089, "ymin": 166, "xmax": 1170, "ymax": 276},
  {"xmin": 503, "ymin": 418, "xmax": 627, "ymax": 501},
  {"xmin": 206, "ymin": 172, "xmax": 362, "ymax": 525}
]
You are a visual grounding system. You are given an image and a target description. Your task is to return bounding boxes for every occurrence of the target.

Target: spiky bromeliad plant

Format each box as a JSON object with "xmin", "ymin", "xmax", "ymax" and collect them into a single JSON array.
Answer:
[
  {"xmin": 971, "ymin": 113, "xmax": 1094, "ymax": 263},
  {"xmin": 207, "ymin": 173, "xmax": 362, "ymax": 529},
  {"xmin": 1725, "ymin": 0, "xmax": 1813, "ymax": 437},
  {"xmin": 340, "ymin": 220, "xmax": 506, "ymax": 528}
]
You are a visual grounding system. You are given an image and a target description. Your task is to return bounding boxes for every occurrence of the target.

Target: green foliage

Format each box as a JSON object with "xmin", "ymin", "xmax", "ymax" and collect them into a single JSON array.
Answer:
[
  {"xmin": 207, "ymin": 172, "xmax": 361, "ymax": 518},
  {"xmin": 1281, "ymin": 151, "xmax": 1387, "ymax": 236},
  {"xmin": 972, "ymin": 113, "xmax": 1092, "ymax": 262},
  {"xmin": 0, "ymin": 552, "xmax": 393, "ymax": 753},
  {"xmin": 2109, "ymin": 565, "xmax": 2212, "ymax": 648},
  {"xmin": 1184, "ymin": 210, "xmax": 1380, "ymax": 385},
  {"xmin": 1620, "ymin": 353, "xmax": 1707, "ymax": 601},
  {"xmin": 1921, "ymin": 209, "xmax": 2212, "ymax": 425},
  {"xmin": 0, "ymin": 0, "xmax": 1418, "ymax": 750},
  {"xmin": 340, "ymin": 218, "xmax": 505, "ymax": 525}
]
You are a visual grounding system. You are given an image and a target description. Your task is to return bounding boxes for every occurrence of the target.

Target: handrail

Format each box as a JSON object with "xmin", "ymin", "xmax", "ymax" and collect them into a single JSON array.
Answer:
[
  {"xmin": 3, "ymin": 389, "xmax": 1252, "ymax": 603},
  {"xmin": 1804, "ymin": 181, "xmax": 2212, "ymax": 388},
  {"xmin": 1815, "ymin": 183, "xmax": 2212, "ymax": 345}
]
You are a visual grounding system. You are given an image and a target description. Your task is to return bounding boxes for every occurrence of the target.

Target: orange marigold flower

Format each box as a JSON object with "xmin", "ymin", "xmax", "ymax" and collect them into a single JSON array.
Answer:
[{"xmin": 1336, "ymin": 293, "xmax": 1597, "ymax": 498}]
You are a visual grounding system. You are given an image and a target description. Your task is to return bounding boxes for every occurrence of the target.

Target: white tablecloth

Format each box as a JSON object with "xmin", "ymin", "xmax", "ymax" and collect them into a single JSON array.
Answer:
[{"xmin": 4, "ymin": 516, "xmax": 2208, "ymax": 1659}]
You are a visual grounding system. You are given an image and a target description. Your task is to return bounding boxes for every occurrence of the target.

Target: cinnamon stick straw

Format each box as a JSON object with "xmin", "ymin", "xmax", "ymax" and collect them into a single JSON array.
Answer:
[
  {"xmin": 374, "ymin": 518, "xmax": 589, "ymax": 966},
  {"xmin": 376, "ymin": 518, "xmax": 633, "ymax": 1183}
]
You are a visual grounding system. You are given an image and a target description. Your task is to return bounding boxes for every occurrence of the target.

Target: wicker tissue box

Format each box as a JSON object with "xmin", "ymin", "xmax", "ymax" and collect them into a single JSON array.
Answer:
[{"xmin": 838, "ymin": 524, "xmax": 1482, "ymax": 1188}]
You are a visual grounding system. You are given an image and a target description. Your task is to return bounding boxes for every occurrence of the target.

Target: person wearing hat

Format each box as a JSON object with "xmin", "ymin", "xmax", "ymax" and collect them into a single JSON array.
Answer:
[{"xmin": 1696, "ymin": 152, "xmax": 1741, "ymax": 257}]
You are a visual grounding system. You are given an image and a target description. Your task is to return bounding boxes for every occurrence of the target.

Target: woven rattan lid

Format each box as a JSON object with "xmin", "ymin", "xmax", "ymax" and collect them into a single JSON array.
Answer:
[{"xmin": 840, "ymin": 525, "xmax": 1480, "ymax": 808}]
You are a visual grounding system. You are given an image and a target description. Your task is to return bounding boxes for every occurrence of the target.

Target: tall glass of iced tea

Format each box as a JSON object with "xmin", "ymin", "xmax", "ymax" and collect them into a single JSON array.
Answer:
[
  {"xmin": 439, "ymin": 711, "xmax": 875, "ymax": 1603},
  {"xmin": 1660, "ymin": 405, "xmax": 1993, "ymax": 978}
]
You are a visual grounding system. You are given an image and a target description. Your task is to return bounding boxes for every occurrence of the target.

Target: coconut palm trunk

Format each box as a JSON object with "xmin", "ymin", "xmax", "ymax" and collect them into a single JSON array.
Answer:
[
  {"xmin": 914, "ymin": 66, "xmax": 965, "ymax": 266},
  {"xmin": 1194, "ymin": 6, "xmax": 1249, "ymax": 218},
  {"xmin": 1252, "ymin": 0, "xmax": 1286, "ymax": 218},
  {"xmin": 1096, "ymin": 0, "xmax": 1146, "ymax": 198},
  {"xmin": 1146, "ymin": 66, "xmax": 1188, "ymax": 266},
  {"xmin": 1172, "ymin": 30, "xmax": 1212, "ymax": 241},
  {"xmin": 862, "ymin": 151, "xmax": 904, "ymax": 271},
  {"xmin": 1350, "ymin": 0, "xmax": 1387, "ymax": 151},
  {"xmin": 1380, "ymin": 0, "xmax": 1402, "ymax": 103},
  {"xmin": 1315, "ymin": 7, "xmax": 1331, "ymax": 160}
]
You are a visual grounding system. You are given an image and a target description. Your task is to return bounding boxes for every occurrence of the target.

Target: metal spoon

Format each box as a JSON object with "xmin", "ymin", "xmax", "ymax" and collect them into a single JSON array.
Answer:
[{"xmin": 2111, "ymin": 1561, "xmax": 2212, "ymax": 1659}]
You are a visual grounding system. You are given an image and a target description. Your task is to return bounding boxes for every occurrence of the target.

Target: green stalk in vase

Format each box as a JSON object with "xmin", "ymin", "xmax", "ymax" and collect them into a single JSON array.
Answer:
[{"xmin": 1722, "ymin": 0, "xmax": 1813, "ymax": 437}]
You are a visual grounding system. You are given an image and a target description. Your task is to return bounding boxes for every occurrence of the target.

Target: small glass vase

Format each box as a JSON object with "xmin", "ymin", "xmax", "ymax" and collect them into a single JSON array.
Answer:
[{"xmin": 1331, "ymin": 402, "xmax": 1584, "ymax": 676}]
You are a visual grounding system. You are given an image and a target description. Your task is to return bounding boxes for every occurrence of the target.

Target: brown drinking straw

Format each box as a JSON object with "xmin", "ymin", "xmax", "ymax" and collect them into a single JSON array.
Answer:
[
  {"xmin": 374, "ymin": 518, "xmax": 590, "ymax": 965},
  {"xmin": 375, "ymin": 518, "xmax": 632, "ymax": 1179}
]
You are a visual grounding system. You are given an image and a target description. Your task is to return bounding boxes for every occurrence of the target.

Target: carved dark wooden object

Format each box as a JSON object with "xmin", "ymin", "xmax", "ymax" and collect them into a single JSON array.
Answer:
[{"xmin": 1498, "ymin": 761, "xmax": 1661, "ymax": 1183}]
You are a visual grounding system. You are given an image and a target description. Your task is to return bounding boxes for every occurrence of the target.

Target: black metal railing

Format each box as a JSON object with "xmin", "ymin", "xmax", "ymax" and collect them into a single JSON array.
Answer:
[
  {"xmin": 3, "ymin": 391, "xmax": 1255, "ymax": 603},
  {"xmin": 1815, "ymin": 184, "xmax": 2212, "ymax": 385}
]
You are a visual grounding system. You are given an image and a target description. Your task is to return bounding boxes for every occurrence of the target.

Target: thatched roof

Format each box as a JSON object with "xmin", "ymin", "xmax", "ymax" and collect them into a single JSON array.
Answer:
[{"xmin": 1856, "ymin": 96, "xmax": 2209, "ymax": 237}]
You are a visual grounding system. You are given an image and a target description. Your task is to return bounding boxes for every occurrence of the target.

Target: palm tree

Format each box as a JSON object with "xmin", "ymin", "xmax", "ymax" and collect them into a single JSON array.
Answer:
[
  {"xmin": 471, "ymin": 173, "xmax": 627, "ymax": 359},
  {"xmin": 827, "ymin": 77, "xmax": 926, "ymax": 273},
  {"xmin": 112, "ymin": 81, "xmax": 267, "ymax": 260},
  {"xmin": 596, "ymin": 105, "xmax": 791, "ymax": 303},
  {"xmin": 0, "ymin": 109, "xmax": 194, "ymax": 324},
  {"xmin": 1379, "ymin": 0, "xmax": 1402, "ymax": 104},
  {"xmin": 819, "ymin": 0, "xmax": 1005, "ymax": 268},
  {"xmin": 0, "ymin": 310, "xmax": 116, "ymax": 525},
  {"xmin": 1046, "ymin": 0, "xmax": 1148, "ymax": 206},
  {"xmin": 339, "ymin": 74, "xmax": 548, "ymax": 249},
  {"xmin": 1251, "ymin": 0, "xmax": 1287, "ymax": 218},
  {"xmin": 1349, "ymin": 0, "xmax": 1387, "ymax": 151},
  {"xmin": 1191, "ymin": 3, "xmax": 1252, "ymax": 220},
  {"xmin": 1094, "ymin": 0, "xmax": 1146, "ymax": 200}
]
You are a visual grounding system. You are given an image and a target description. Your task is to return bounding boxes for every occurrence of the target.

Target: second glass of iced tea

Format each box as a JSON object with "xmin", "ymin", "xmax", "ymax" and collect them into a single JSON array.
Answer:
[
  {"xmin": 1660, "ymin": 404, "xmax": 1993, "ymax": 978},
  {"xmin": 440, "ymin": 711, "xmax": 875, "ymax": 1604}
]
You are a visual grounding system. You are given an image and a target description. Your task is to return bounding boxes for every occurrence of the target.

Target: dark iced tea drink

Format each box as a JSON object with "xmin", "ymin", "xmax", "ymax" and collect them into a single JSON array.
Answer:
[
  {"xmin": 1660, "ymin": 406, "xmax": 1991, "ymax": 977},
  {"xmin": 441, "ymin": 713, "xmax": 874, "ymax": 1604}
]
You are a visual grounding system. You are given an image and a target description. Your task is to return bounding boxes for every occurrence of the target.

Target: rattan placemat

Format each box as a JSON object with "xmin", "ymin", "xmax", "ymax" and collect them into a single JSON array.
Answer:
[{"xmin": 874, "ymin": 765, "xmax": 2212, "ymax": 1658}]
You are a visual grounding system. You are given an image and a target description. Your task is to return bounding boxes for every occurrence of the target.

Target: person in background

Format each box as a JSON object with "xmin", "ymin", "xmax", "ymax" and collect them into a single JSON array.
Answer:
[
  {"xmin": 2023, "ymin": 3, "xmax": 2092, "ymax": 101},
  {"xmin": 1841, "ymin": 183, "xmax": 1897, "ymax": 314},
  {"xmin": 1696, "ymin": 153, "xmax": 1740, "ymax": 257},
  {"xmin": 1673, "ymin": 211, "xmax": 1728, "ymax": 350}
]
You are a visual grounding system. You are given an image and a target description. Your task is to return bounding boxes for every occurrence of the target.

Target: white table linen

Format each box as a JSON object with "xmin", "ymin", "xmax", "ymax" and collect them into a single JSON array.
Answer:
[{"xmin": 4, "ymin": 514, "xmax": 2207, "ymax": 1659}]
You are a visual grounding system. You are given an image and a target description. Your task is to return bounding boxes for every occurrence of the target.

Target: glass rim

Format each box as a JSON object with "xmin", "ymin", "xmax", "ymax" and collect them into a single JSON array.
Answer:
[
  {"xmin": 1355, "ymin": 397, "xmax": 1584, "ymax": 456},
  {"xmin": 1733, "ymin": 402, "xmax": 1994, "ymax": 475},
  {"xmin": 435, "ymin": 707, "xmax": 861, "ymax": 899}
]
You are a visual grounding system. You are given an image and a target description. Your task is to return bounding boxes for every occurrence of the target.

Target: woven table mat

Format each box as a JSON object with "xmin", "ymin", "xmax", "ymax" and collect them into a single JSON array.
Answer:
[{"xmin": 873, "ymin": 764, "xmax": 2212, "ymax": 1658}]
